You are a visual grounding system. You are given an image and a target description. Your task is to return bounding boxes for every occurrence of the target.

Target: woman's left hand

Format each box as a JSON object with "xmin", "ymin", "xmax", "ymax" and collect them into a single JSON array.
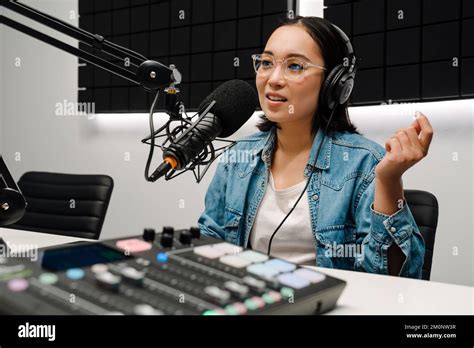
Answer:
[{"xmin": 375, "ymin": 111, "xmax": 434, "ymax": 183}]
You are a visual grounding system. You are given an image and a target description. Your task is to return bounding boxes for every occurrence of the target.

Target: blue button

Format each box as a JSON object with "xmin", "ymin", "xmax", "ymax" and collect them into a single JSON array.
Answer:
[
  {"xmin": 156, "ymin": 252, "xmax": 168, "ymax": 263},
  {"xmin": 265, "ymin": 259, "xmax": 296, "ymax": 273},
  {"xmin": 277, "ymin": 273, "xmax": 310, "ymax": 289},
  {"xmin": 246, "ymin": 263, "xmax": 279, "ymax": 280},
  {"xmin": 66, "ymin": 268, "xmax": 85, "ymax": 280}
]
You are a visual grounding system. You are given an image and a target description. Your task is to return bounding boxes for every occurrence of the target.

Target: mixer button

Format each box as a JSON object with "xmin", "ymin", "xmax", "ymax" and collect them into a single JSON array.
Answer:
[
  {"xmin": 39, "ymin": 272, "xmax": 59, "ymax": 285},
  {"xmin": 277, "ymin": 273, "xmax": 310, "ymax": 289},
  {"xmin": 156, "ymin": 252, "xmax": 168, "ymax": 263},
  {"xmin": 292, "ymin": 268, "xmax": 326, "ymax": 283},
  {"xmin": 212, "ymin": 242, "xmax": 243, "ymax": 254},
  {"xmin": 224, "ymin": 304, "xmax": 240, "ymax": 315},
  {"xmin": 8, "ymin": 278, "xmax": 29, "ymax": 292},
  {"xmin": 66, "ymin": 268, "xmax": 85, "ymax": 281},
  {"xmin": 91, "ymin": 263, "xmax": 108, "ymax": 274},
  {"xmin": 263, "ymin": 291, "xmax": 282, "ymax": 304},
  {"xmin": 227, "ymin": 302, "xmax": 247, "ymax": 315},
  {"xmin": 249, "ymin": 296, "xmax": 265, "ymax": 309},
  {"xmin": 239, "ymin": 250, "xmax": 269, "ymax": 263},
  {"xmin": 244, "ymin": 298, "xmax": 259, "ymax": 311},
  {"xmin": 115, "ymin": 239, "xmax": 152, "ymax": 253},
  {"xmin": 194, "ymin": 245, "xmax": 226, "ymax": 259},
  {"xmin": 264, "ymin": 259, "xmax": 296, "ymax": 273},
  {"xmin": 219, "ymin": 255, "xmax": 251, "ymax": 269},
  {"xmin": 202, "ymin": 309, "xmax": 226, "ymax": 315},
  {"xmin": 280, "ymin": 287, "xmax": 294, "ymax": 299},
  {"xmin": 246, "ymin": 264, "xmax": 279, "ymax": 281}
]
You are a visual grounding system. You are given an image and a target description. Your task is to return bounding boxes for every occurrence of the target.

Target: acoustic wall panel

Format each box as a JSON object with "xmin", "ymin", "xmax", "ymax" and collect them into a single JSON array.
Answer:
[
  {"xmin": 324, "ymin": 0, "xmax": 473, "ymax": 105},
  {"xmin": 78, "ymin": 0, "xmax": 295, "ymax": 112}
]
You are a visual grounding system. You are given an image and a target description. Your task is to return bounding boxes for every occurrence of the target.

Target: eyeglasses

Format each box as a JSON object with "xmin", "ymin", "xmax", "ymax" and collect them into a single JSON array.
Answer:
[{"xmin": 251, "ymin": 53, "xmax": 326, "ymax": 81}]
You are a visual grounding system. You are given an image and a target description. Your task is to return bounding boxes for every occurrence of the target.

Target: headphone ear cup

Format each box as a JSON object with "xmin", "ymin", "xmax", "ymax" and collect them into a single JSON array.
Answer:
[
  {"xmin": 336, "ymin": 71, "xmax": 355, "ymax": 105},
  {"xmin": 320, "ymin": 65, "xmax": 345, "ymax": 111}
]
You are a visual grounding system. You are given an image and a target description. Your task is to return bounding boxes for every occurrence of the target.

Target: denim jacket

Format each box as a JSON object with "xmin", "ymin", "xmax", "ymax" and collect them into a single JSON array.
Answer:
[{"xmin": 198, "ymin": 126, "xmax": 425, "ymax": 278}]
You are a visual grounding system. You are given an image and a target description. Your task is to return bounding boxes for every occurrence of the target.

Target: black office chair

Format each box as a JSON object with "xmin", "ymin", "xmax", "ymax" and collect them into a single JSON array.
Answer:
[
  {"xmin": 8, "ymin": 172, "xmax": 113, "ymax": 239},
  {"xmin": 404, "ymin": 189, "xmax": 439, "ymax": 280}
]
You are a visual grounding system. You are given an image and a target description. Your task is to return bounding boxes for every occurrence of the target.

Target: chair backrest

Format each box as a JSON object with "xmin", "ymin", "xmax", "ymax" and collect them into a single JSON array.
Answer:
[
  {"xmin": 404, "ymin": 189, "xmax": 439, "ymax": 280},
  {"xmin": 9, "ymin": 172, "xmax": 113, "ymax": 239}
]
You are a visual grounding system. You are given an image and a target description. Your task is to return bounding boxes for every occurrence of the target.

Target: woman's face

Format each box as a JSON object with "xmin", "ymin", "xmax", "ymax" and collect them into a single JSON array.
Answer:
[{"xmin": 256, "ymin": 25, "xmax": 326, "ymax": 127}]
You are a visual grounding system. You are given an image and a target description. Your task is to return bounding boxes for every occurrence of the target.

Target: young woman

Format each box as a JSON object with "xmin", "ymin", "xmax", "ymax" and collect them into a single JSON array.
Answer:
[{"xmin": 198, "ymin": 16, "xmax": 433, "ymax": 278}]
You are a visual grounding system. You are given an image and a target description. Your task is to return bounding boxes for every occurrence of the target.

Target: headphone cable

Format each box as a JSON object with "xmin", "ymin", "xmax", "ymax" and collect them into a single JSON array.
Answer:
[{"xmin": 266, "ymin": 106, "xmax": 337, "ymax": 256}]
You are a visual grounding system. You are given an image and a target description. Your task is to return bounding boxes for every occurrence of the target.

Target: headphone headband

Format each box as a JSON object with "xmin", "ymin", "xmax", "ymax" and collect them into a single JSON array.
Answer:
[{"xmin": 330, "ymin": 23, "xmax": 356, "ymax": 74}]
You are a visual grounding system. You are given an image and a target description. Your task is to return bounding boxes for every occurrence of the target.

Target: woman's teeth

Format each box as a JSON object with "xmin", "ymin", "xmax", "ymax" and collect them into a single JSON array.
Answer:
[{"xmin": 267, "ymin": 95, "xmax": 287, "ymax": 102}]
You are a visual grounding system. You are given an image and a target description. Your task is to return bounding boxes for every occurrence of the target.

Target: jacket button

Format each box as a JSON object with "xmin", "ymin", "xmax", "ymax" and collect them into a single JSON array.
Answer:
[
  {"xmin": 390, "ymin": 227, "xmax": 396, "ymax": 233},
  {"xmin": 312, "ymin": 194, "xmax": 319, "ymax": 201}
]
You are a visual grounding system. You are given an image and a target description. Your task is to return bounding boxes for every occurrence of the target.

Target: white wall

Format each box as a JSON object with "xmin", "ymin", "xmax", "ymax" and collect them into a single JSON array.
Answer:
[
  {"xmin": 350, "ymin": 101, "xmax": 474, "ymax": 286},
  {"xmin": 0, "ymin": 0, "xmax": 211, "ymax": 241},
  {"xmin": 1, "ymin": 0, "xmax": 472, "ymax": 286}
]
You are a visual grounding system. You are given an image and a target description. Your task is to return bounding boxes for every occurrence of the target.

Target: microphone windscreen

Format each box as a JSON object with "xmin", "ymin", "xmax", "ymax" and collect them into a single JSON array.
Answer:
[{"xmin": 198, "ymin": 79, "xmax": 258, "ymax": 138}]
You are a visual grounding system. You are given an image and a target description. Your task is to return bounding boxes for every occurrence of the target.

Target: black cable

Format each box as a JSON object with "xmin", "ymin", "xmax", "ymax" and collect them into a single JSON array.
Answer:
[
  {"xmin": 266, "ymin": 106, "xmax": 337, "ymax": 256},
  {"xmin": 144, "ymin": 90, "xmax": 161, "ymax": 181}
]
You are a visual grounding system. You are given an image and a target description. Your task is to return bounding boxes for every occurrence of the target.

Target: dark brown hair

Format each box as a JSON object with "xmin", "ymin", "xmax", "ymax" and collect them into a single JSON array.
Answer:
[{"xmin": 257, "ymin": 16, "xmax": 360, "ymax": 135}]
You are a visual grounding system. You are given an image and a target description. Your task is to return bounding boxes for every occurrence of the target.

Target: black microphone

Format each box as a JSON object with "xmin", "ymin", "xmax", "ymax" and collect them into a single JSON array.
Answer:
[
  {"xmin": 149, "ymin": 79, "xmax": 258, "ymax": 182},
  {"xmin": 0, "ymin": 156, "xmax": 27, "ymax": 226}
]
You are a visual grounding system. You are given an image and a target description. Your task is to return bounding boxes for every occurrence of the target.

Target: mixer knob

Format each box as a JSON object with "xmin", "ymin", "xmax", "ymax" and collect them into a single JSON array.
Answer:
[
  {"xmin": 224, "ymin": 281, "xmax": 249, "ymax": 299},
  {"xmin": 204, "ymin": 286, "xmax": 231, "ymax": 306},
  {"xmin": 189, "ymin": 226, "xmax": 201, "ymax": 239},
  {"xmin": 120, "ymin": 267, "xmax": 145, "ymax": 286},
  {"xmin": 95, "ymin": 272, "xmax": 121, "ymax": 292},
  {"xmin": 160, "ymin": 233, "xmax": 174, "ymax": 248},
  {"xmin": 179, "ymin": 230, "xmax": 192, "ymax": 245},
  {"xmin": 243, "ymin": 276, "xmax": 266, "ymax": 292},
  {"xmin": 142, "ymin": 228, "xmax": 156, "ymax": 242},
  {"xmin": 162, "ymin": 226, "xmax": 174, "ymax": 236},
  {"xmin": 134, "ymin": 304, "xmax": 164, "ymax": 315}
]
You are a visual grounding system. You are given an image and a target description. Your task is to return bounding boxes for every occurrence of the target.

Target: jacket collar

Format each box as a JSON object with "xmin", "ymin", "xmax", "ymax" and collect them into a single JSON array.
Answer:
[{"xmin": 255, "ymin": 126, "xmax": 332, "ymax": 174}]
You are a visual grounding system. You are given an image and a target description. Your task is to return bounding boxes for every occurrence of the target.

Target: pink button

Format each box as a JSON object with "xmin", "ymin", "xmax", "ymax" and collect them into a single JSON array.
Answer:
[
  {"xmin": 250, "ymin": 296, "xmax": 266, "ymax": 309},
  {"xmin": 232, "ymin": 302, "xmax": 248, "ymax": 315},
  {"xmin": 116, "ymin": 239, "xmax": 152, "ymax": 253},
  {"xmin": 268, "ymin": 291, "xmax": 282, "ymax": 302},
  {"xmin": 8, "ymin": 278, "xmax": 29, "ymax": 292}
]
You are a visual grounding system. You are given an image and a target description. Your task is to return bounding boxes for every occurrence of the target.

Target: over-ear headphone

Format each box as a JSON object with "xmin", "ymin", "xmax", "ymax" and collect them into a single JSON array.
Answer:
[{"xmin": 319, "ymin": 24, "xmax": 357, "ymax": 111}]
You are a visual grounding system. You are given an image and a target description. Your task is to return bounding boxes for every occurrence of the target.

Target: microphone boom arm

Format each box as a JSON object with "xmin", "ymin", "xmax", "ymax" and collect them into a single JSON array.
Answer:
[{"xmin": 0, "ymin": 0, "xmax": 181, "ymax": 90}]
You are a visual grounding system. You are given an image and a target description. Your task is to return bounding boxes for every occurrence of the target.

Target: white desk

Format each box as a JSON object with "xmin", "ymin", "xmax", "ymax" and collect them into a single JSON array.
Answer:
[
  {"xmin": 306, "ymin": 267, "xmax": 473, "ymax": 315},
  {"xmin": 0, "ymin": 227, "xmax": 95, "ymax": 249},
  {"xmin": 1, "ymin": 227, "xmax": 472, "ymax": 315}
]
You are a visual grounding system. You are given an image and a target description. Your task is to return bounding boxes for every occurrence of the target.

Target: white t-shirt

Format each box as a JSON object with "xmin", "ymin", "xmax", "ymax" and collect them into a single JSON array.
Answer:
[{"xmin": 249, "ymin": 172, "xmax": 316, "ymax": 265}]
